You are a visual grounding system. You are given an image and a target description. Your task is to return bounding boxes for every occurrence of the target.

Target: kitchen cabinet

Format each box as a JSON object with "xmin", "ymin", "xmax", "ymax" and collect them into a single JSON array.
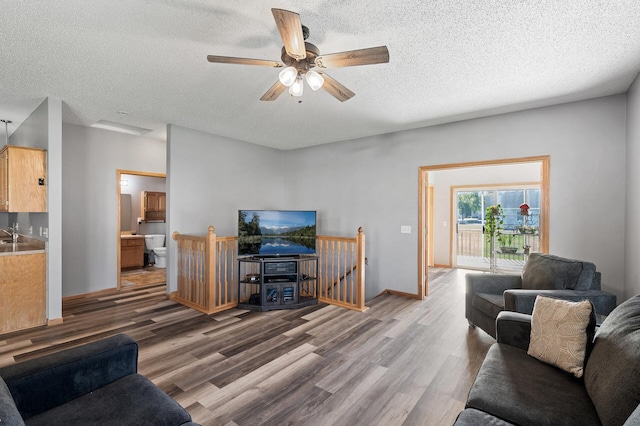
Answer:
[
  {"xmin": 141, "ymin": 191, "xmax": 166, "ymax": 221},
  {"xmin": 0, "ymin": 145, "xmax": 47, "ymax": 212},
  {"xmin": 0, "ymin": 252, "xmax": 46, "ymax": 333},
  {"xmin": 121, "ymin": 236, "xmax": 144, "ymax": 268}
]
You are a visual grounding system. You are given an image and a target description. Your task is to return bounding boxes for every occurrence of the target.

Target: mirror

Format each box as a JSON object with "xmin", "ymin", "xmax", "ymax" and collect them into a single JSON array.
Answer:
[{"xmin": 120, "ymin": 194, "xmax": 132, "ymax": 232}]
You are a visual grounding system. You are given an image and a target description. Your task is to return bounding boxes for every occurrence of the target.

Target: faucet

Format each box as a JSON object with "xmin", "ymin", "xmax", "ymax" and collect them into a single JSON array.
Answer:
[{"xmin": 1, "ymin": 227, "xmax": 19, "ymax": 243}]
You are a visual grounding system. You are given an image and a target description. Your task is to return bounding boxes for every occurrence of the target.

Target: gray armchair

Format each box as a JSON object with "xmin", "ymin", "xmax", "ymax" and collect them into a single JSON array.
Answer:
[{"xmin": 465, "ymin": 253, "xmax": 617, "ymax": 338}]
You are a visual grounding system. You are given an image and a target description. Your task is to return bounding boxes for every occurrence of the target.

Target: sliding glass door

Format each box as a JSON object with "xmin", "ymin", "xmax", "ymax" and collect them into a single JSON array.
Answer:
[{"xmin": 455, "ymin": 186, "xmax": 540, "ymax": 272}]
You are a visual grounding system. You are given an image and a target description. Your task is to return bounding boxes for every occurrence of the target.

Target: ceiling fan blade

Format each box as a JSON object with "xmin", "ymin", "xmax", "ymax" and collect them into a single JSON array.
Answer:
[
  {"xmin": 207, "ymin": 55, "xmax": 283, "ymax": 68},
  {"xmin": 315, "ymin": 46, "xmax": 389, "ymax": 69},
  {"xmin": 319, "ymin": 73, "xmax": 355, "ymax": 102},
  {"xmin": 271, "ymin": 8, "xmax": 306, "ymax": 60},
  {"xmin": 260, "ymin": 80, "xmax": 287, "ymax": 101}
]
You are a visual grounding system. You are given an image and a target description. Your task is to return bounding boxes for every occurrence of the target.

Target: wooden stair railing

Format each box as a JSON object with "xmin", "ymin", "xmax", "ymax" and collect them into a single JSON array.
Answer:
[
  {"xmin": 171, "ymin": 226, "xmax": 238, "ymax": 314},
  {"xmin": 171, "ymin": 226, "xmax": 367, "ymax": 314},
  {"xmin": 317, "ymin": 227, "xmax": 367, "ymax": 312}
]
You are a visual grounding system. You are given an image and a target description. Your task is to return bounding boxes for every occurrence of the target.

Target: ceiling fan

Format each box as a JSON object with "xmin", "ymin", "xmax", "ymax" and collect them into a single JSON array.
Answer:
[{"xmin": 207, "ymin": 8, "xmax": 389, "ymax": 102}]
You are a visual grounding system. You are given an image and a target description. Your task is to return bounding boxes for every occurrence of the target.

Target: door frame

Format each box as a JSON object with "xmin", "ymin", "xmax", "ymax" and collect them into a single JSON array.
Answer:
[
  {"xmin": 418, "ymin": 156, "xmax": 550, "ymax": 298},
  {"xmin": 116, "ymin": 169, "xmax": 166, "ymax": 290}
]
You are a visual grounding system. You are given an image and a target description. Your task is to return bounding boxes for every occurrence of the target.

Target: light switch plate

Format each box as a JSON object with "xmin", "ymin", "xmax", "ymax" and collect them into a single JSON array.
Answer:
[{"xmin": 401, "ymin": 226, "xmax": 411, "ymax": 234}]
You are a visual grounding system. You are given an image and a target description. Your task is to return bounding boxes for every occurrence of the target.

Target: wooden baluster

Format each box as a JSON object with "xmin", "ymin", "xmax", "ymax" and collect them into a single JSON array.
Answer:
[{"xmin": 356, "ymin": 227, "xmax": 365, "ymax": 311}]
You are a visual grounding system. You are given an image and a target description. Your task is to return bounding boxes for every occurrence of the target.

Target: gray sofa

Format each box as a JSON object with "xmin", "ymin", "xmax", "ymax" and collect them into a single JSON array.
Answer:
[
  {"xmin": 0, "ymin": 334, "xmax": 197, "ymax": 425},
  {"xmin": 466, "ymin": 253, "xmax": 617, "ymax": 338},
  {"xmin": 455, "ymin": 295, "xmax": 640, "ymax": 426}
]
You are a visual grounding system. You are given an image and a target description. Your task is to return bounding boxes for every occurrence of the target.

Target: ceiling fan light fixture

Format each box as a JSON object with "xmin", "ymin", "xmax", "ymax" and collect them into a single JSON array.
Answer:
[
  {"xmin": 278, "ymin": 66, "xmax": 298, "ymax": 87},
  {"xmin": 305, "ymin": 70, "xmax": 324, "ymax": 91},
  {"xmin": 289, "ymin": 76, "xmax": 304, "ymax": 97}
]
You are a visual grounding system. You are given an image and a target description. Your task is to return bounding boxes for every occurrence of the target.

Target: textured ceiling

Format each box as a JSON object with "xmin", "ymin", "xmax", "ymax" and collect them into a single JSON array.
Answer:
[{"xmin": 1, "ymin": 1, "xmax": 640, "ymax": 149}]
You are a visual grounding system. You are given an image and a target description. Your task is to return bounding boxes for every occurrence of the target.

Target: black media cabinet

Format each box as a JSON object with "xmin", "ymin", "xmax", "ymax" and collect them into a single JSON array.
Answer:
[{"xmin": 237, "ymin": 256, "xmax": 318, "ymax": 311}]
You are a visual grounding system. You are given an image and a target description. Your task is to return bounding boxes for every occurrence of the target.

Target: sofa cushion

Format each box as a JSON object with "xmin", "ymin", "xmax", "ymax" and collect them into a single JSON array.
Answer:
[
  {"xmin": 521, "ymin": 253, "xmax": 595, "ymax": 290},
  {"xmin": 0, "ymin": 376, "xmax": 25, "ymax": 426},
  {"xmin": 473, "ymin": 293, "xmax": 505, "ymax": 319},
  {"xmin": 467, "ymin": 344, "xmax": 600, "ymax": 426},
  {"xmin": 24, "ymin": 374, "xmax": 192, "ymax": 426},
  {"xmin": 454, "ymin": 408, "xmax": 516, "ymax": 425},
  {"xmin": 527, "ymin": 296, "xmax": 595, "ymax": 378},
  {"xmin": 584, "ymin": 295, "xmax": 640, "ymax": 426}
]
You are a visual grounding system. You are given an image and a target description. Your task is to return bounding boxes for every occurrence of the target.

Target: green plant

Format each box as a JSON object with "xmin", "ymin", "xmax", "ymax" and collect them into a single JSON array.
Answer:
[
  {"xmin": 498, "ymin": 233, "xmax": 514, "ymax": 247},
  {"xmin": 484, "ymin": 204, "xmax": 504, "ymax": 243}
]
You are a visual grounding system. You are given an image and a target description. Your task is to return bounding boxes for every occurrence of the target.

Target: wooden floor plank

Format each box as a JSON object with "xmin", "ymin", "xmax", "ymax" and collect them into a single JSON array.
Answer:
[{"xmin": 0, "ymin": 269, "xmax": 494, "ymax": 425}]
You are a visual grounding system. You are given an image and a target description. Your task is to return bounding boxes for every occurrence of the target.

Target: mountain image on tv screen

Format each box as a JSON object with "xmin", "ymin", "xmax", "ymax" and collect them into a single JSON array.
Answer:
[{"xmin": 238, "ymin": 210, "xmax": 316, "ymax": 256}]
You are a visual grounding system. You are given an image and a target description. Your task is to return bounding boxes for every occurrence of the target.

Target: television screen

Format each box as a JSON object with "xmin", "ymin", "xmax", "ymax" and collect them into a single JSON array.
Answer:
[{"xmin": 238, "ymin": 210, "xmax": 316, "ymax": 257}]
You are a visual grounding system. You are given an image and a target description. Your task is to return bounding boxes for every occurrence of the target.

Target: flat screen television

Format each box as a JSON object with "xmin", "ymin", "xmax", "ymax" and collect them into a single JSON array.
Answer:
[{"xmin": 238, "ymin": 210, "xmax": 316, "ymax": 257}]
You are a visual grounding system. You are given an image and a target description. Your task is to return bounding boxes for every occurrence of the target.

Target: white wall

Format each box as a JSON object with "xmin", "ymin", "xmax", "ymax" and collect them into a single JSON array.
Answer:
[
  {"xmin": 431, "ymin": 163, "xmax": 541, "ymax": 266},
  {"xmin": 166, "ymin": 125, "xmax": 284, "ymax": 293},
  {"xmin": 625, "ymin": 74, "xmax": 640, "ymax": 299},
  {"xmin": 283, "ymin": 95, "xmax": 627, "ymax": 301},
  {"xmin": 62, "ymin": 123, "xmax": 165, "ymax": 296}
]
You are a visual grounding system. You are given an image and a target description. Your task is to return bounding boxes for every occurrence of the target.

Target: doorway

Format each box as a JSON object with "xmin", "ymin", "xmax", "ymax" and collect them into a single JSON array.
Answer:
[
  {"xmin": 116, "ymin": 169, "xmax": 167, "ymax": 290},
  {"xmin": 418, "ymin": 156, "xmax": 550, "ymax": 297}
]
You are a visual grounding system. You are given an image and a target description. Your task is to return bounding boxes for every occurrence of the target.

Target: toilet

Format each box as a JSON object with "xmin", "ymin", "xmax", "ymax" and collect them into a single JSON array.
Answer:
[
  {"xmin": 153, "ymin": 247, "xmax": 167, "ymax": 268},
  {"xmin": 144, "ymin": 234, "xmax": 166, "ymax": 268}
]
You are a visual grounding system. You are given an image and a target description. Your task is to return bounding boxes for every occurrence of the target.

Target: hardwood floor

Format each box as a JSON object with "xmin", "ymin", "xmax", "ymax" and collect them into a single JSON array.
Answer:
[
  {"xmin": 121, "ymin": 266, "xmax": 166, "ymax": 288},
  {"xmin": 0, "ymin": 268, "xmax": 494, "ymax": 425}
]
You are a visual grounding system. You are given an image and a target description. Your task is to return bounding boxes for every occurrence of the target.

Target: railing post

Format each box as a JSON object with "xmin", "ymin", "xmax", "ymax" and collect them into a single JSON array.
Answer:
[
  {"xmin": 172, "ymin": 231, "xmax": 182, "ymax": 299},
  {"xmin": 205, "ymin": 226, "xmax": 216, "ymax": 310},
  {"xmin": 356, "ymin": 227, "xmax": 365, "ymax": 311}
]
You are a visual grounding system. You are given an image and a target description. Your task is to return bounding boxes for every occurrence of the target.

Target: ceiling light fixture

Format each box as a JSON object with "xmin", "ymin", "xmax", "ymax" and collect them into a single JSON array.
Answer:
[
  {"xmin": 305, "ymin": 70, "xmax": 324, "ymax": 91},
  {"xmin": 289, "ymin": 76, "xmax": 304, "ymax": 97},
  {"xmin": 278, "ymin": 67, "xmax": 324, "ymax": 97},
  {"xmin": 278, "ymin": 66, "xmax": 298, "ymax": 87}
]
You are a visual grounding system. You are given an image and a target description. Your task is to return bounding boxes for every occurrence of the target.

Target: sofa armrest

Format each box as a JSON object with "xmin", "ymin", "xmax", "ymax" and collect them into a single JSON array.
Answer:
[
  {"xmin": 496, "ymin": 311, "xmax": 532, "ymax": 351},
  {"xmin": 466, "ymin": 273, "xmax": 523, "ymax": 295},
  {"xmin": 503, "ymin": 289, "xmax": 617, "ymax": 315},
  {"xmin": 465, "ymin": 273, "xmax": 523, "ymax": 323},
  {"xmin": 0, "ymin": 334, "xmax": 138, "ymax": 420}
]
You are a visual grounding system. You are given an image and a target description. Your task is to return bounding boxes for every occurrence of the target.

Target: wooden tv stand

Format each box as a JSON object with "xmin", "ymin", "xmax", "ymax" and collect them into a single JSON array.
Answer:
[{"xmin": 237, "ymin": 256, "xmax": 318, "ymax": 311}]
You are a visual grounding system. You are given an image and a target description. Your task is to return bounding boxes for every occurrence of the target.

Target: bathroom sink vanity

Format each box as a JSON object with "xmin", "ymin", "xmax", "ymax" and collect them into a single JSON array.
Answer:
[
  {"xmin": 0, "ymin": 237, "xmax": 46, "ymax": 333},
  {"xmin": 121, "ymin": 235, "xmax": 144, "ymax": 269}
]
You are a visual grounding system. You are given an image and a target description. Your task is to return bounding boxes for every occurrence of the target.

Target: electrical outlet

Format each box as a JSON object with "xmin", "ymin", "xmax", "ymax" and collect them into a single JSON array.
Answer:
[
  {"xmin": 400, "ymin": 226, "xmax": 411, "ymax": 234},
  {"xmin": 43, "ymin": 228, "xmax": 48, "ymax": 238},
  {"xmin": 443, "ymin": 221, "xmax": 447, "ymax": 227},
  {"xmin": 39, "ymin": 227, "xmax": 43, "ymax": 237},
  {"xmin": 28, "ymin": 226, "xmax": 33, "ymax": 235}
]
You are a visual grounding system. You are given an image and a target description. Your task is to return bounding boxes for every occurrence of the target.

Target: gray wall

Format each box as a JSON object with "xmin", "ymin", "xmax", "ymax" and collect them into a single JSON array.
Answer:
[
  {"xmin": 283, "ymin": 95, "xmax": 627, "ymax": 301},
  {"xmin": 166, "ymin": 124, "xmax": 283, "ymax": 293},
  {"xmin": 62, "ymin": 123, "xmax": 165, "ymax": 296},
  {"xmin": 61, "ymin": 93, "xmax": 628, "ymax": 304},
  {"xmin": 626, "ymin": 74, "xmax": 640, "ymax": 299}
]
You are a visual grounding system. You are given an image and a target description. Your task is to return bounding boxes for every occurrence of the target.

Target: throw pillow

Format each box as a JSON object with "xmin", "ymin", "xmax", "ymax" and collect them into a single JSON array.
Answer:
[{"xmin": 527, "ymin": 296, "xmax": 595, "ymax": 378}]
